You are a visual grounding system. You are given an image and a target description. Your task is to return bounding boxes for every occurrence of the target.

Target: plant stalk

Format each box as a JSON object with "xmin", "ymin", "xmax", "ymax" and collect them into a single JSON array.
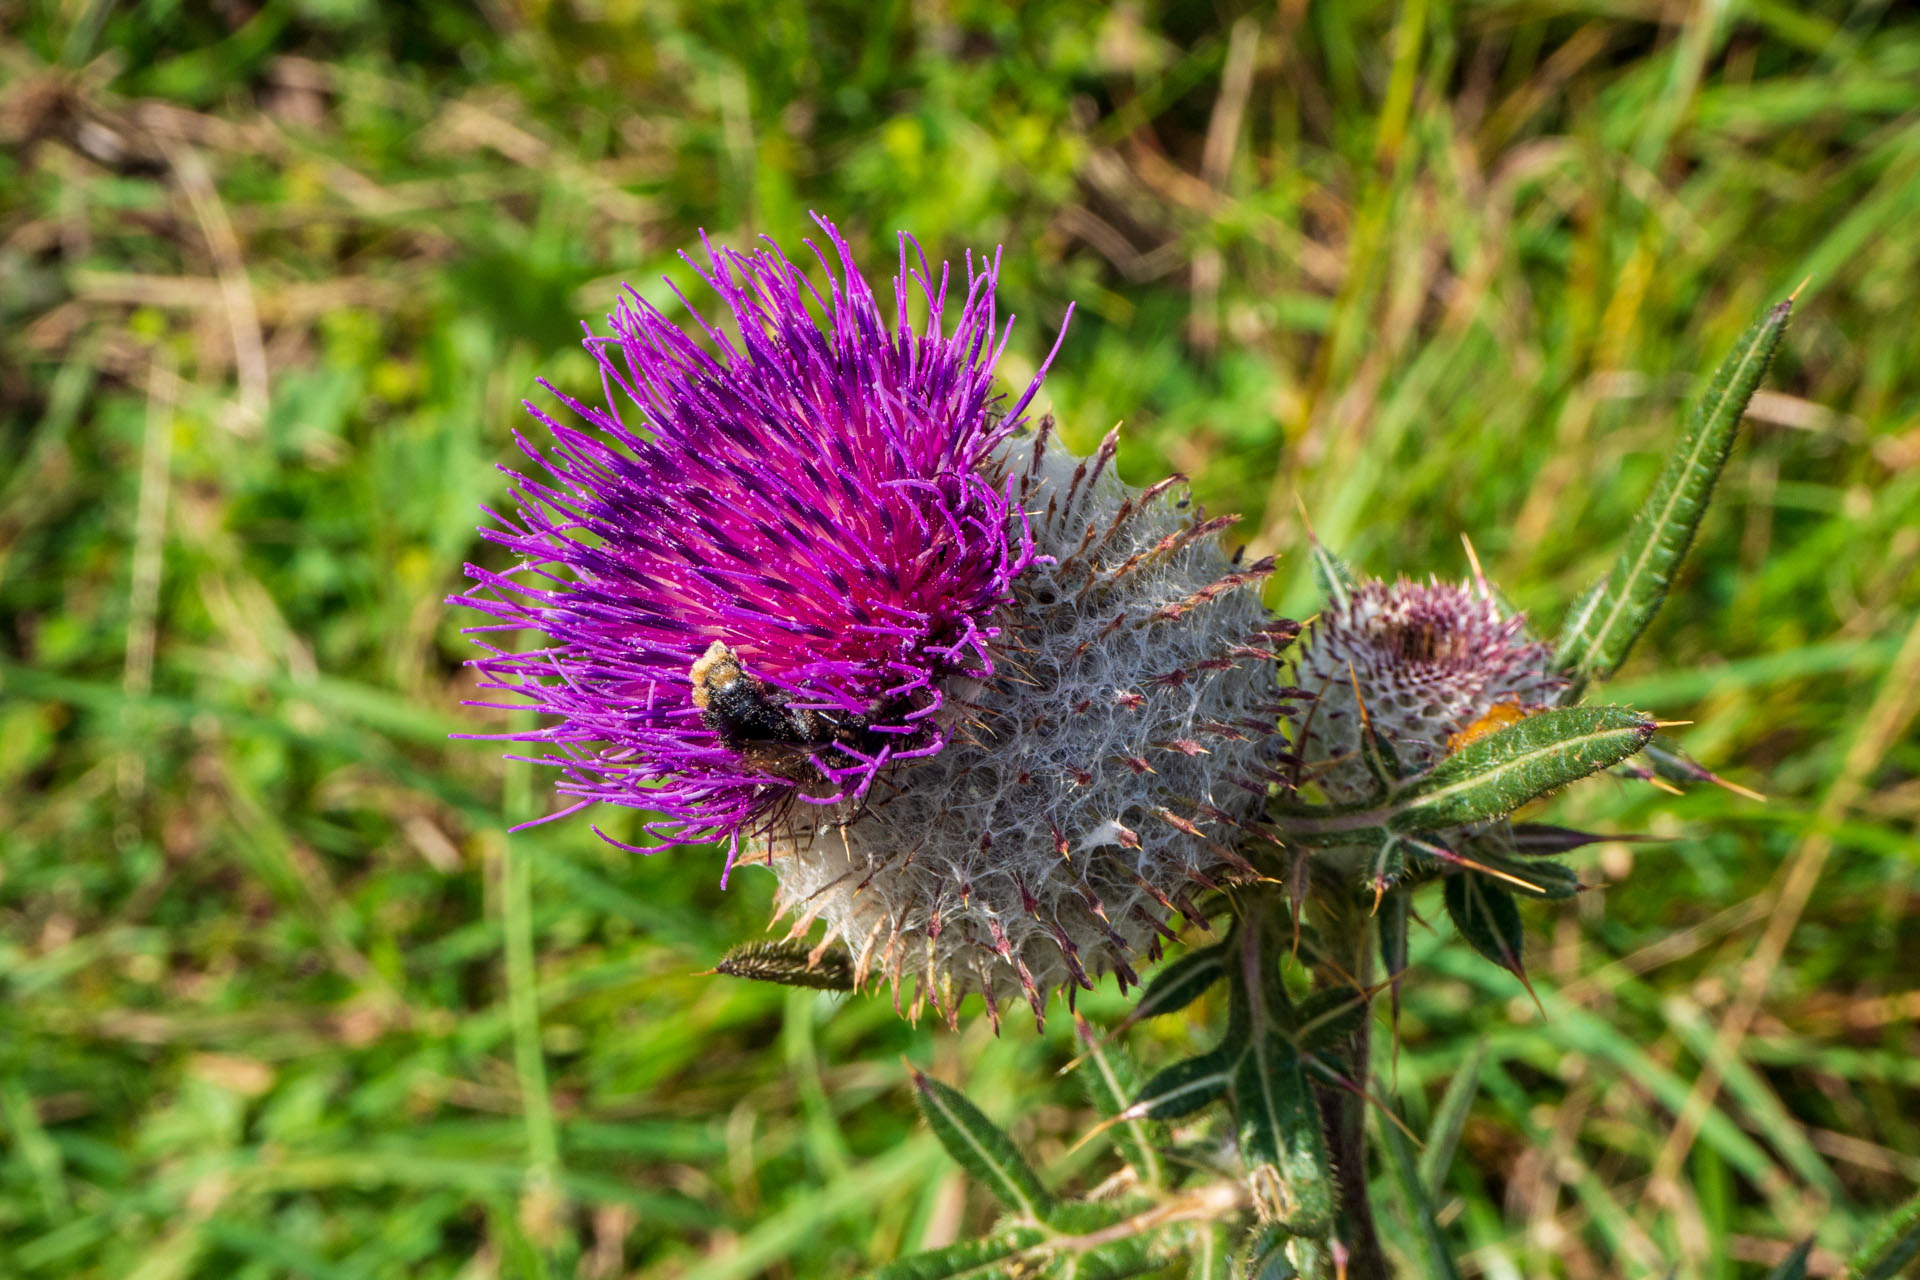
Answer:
[{"xmin": 1313, "ymin": 895, "xmax": 1390, "ymax": 1279}]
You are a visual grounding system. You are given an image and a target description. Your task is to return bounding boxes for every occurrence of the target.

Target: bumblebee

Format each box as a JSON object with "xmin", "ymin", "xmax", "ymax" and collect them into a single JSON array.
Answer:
[
  {"xmin": 691, "ymin": 640, "xmax": 815, "ymax": 745},
  {"xmin": 691, "ymin": 641, "xmax": 852, "ymax": 782}
]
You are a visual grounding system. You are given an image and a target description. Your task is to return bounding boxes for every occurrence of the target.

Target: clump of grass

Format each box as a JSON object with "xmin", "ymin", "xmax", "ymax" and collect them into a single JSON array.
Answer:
[{"xmin": 1, "ymin": 4, "xmax": 1917, "ymax": 1276}]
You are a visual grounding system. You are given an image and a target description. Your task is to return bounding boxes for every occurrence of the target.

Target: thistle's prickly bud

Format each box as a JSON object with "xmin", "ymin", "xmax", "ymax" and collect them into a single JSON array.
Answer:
[{"xmin": 1288, "ymin": 571, "xmax": 1564, "ymax": 804}]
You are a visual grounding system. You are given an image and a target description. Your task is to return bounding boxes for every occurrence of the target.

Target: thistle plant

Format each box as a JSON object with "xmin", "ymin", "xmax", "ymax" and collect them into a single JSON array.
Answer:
[
  {"xmin": 457, "ymin": 232, "xmax": 1920, "ymax": 1276},
  {"xmin": 454, "ymin": 216, "xmax": 1290, "ymax": 1026}
]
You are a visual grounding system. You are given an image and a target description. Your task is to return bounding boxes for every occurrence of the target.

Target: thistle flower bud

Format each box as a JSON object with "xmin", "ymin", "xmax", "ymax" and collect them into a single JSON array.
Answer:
[
  {"xmin": 1288, "ymin": 570, "xmax": 1564, "ymax": 804},
  {"xmin": 454, "ymin": 218, "xmax": 1294, "ymax": 1025}
]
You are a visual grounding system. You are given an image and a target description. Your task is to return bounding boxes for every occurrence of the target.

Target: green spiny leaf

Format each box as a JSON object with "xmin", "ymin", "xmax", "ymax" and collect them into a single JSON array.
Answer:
[
  {"xmin": 1056, "ymin": 1228, "xmax": 1189, "ymax": 1280},
  {"xmin": 1847, "ymin": 1189, "xmax": 1920, "ymax": 1280},
  {"xmin": 1073, "ymin": 1016, "xmax": 1164, "ymax": 1188},
  {"xmin": 1554, "ymin": 297, "xmax": 1793, "ymax": 694},
  {"xmin": 1443, "ymin": 873, "xmax": 1527, "ymax": 978},
  {"xmin": 1043, "ymin": 1199, "xmax": 1152, "ymax": 1235},
  {"xmin": 1365, "ymin": 835, "xmax": 1408, "ymax": 897},
  {"xmin": 1128, "ymin": 1049, "xmax": 1234, "ymax": 1122},
  {"xmin": 870, "ymin": 1229, "xmax": 1052, "ymax": 1280},
  {"xmin": 1243, "ymin": 1225, "xmax": 1297, "ymax": 1280},
  {"xmin": 1291, "ymin": 987, "xmax": 1370, "ymax": 1055},
  {"xmin": 1126, "ymin": 940, "xmax": 1229, "ymax": 1025},
  {"xmin": 869, "ymin": 1230, "xmax": 1051, "ymax": 1280},
  {"xmin": 911, "ymin": 1072, "xmax": 1054, "ymax": 1220},
  {"xmin": 1556, "ymin": 575, "xmax": 1606, "ymax": 671},
  {"xmin": 1379, "ymin": 887, "xmax": 1411, "ymax": 1023},
  {"xmin": 1392, "ymin": 706, "xmax": 1655, "ymax": 831},
  {"xmin": 1191, "ymin": 1223, "xmax": 1231, "ymax": 1280},
  {"xmin": 711, "ymin": 939, "xmax": 855, "ymax": 991},
  {"xmin": 1233, "ymin": 1037, "xmax": 1333, "ymax": 1235}
]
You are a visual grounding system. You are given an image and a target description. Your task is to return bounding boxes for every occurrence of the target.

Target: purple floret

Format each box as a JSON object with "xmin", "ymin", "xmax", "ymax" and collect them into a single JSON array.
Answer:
[{"xmin": 451, "ymin": 216, "xmax": 1064, "ymax": 863}]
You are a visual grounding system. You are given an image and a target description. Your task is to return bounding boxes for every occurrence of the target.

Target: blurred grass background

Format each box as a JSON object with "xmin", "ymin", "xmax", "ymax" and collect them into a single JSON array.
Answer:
[{"xmin": 2, "ymin": 1, "xmax": 1918, "ymax": 1276}]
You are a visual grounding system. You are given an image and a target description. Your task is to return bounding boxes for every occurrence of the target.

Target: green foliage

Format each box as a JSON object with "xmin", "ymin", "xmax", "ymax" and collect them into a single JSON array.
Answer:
[
  {"xmin": 1130, "ymin": 1050, "xmax": 1236, "ymax": 1123},
  {"xmin": 1305, "ymin": 538, "xmax": 1357, "ymax": 612},
  {"xmin": 1442, "ymin": 873, "xmax": 1528, "ymax": 978},
  {"xmin": 869, "ymin": 1230, "xmax": 1049, "ymax": 1280},
  {"xmin": 1242, "ymin": 1226, "xmax": 1299, "ymax": 1279},
  {"xmin": 1846, "ymin": 1191, "xmax": 1920, "ymax": 1280},
  {"xmin": 1762, "ymin": 1239, "xmax": 1815, "ymax": 1280},
  {"xmin": 1072, "ymin": 1018, "xmax": 1164, "ymax": 1189},
  {"xmin": 1277, "ymin": 707, "xmax": 1656, "ymax": 849},
  {"xmin": 1415, "ymin": 1041, "xmax": 1487, "ymax": 1202},
  {"xmin": 894, "ymin": 1070, "xmax": 1224, "ymax": 1279},
  {"xmin": 1379, "ymin": 1101, "xmax": 1464, "ymax": 1280},
  {"xmin": 1392, "ymin": 707, "xmax": 1656, "ymax": 831},
  {"xmin": 1121, "ymin": 919, "xmax": 1337, "ymax": 1246},
  {"xmin": 911, "ymin": 1072, "xmax": 1055, "ymax": 1222},
  {"xmin": 1122, "ymin": 939, "xmax": 1228, "ymax": 1025},
  {"xmin": 1554, "ymin": 299, "xmax": 1794, "ymax": 695},
  {"xmin": 1233, "ymin": 1040, "xmax": 1332, "ymax": 1234}
]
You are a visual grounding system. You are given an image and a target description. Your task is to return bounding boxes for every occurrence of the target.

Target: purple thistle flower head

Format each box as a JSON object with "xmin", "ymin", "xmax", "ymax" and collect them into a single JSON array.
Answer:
[{"xmin": 452, "ymin": 216, "xmax": 1063, "ymax": 859}]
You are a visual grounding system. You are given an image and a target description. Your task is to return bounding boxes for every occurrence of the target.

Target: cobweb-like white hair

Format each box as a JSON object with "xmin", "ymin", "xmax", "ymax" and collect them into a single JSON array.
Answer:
[{"xmin": 751, "ymin": 426, "xmax": 1296, "ymax": 1027}]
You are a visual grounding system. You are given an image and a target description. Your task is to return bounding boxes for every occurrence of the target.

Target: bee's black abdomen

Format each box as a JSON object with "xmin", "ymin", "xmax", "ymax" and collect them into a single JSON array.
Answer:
[
  {"xmin": 704, "ymin": 676, "xmax": 810, "ymax": 744},
  {"xmin": 691, "ymin": 640, "xmax": 816, "ymax": 748}
]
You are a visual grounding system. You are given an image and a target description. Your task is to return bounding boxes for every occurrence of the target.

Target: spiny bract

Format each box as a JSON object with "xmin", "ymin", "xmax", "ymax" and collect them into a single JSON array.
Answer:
[
  {"xmin": 1286, "ymin": 568, "xmax": 1565, "ymax": 805},
  {"xmin": 765, "ymin": 428, "xmax": 1294, "ymax": 1026}
]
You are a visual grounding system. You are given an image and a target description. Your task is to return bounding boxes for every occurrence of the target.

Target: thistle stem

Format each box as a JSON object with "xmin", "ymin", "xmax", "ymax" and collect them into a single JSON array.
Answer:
[{"xmin": 1312, "ymin": 896, "xmax": 1390, "ymax": 1279}]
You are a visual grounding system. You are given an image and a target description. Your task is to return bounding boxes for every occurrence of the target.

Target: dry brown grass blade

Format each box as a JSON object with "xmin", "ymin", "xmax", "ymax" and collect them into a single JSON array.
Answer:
[{"xmin": 148, "ymin": 130, "xmax": 268, "ymax": 435}]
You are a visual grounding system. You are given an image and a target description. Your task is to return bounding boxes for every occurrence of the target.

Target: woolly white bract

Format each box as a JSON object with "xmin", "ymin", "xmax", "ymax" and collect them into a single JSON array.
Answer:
[{"xmin": 754, "ymin": 427, "xmax": 1294, "ymax": 1026}]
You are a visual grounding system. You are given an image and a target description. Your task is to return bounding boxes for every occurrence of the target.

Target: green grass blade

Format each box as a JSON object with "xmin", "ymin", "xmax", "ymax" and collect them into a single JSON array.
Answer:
[
  {"xmin": 1554, "ymin": 298, "xmax": 1793, "ymax": 694},
  {"xmin": 1418, "ymin": 1039, "xmax": 1489, "ymax": 1200},
  {"xmin": 1380, "ymin": 1099, "xmax": 1465, "ymax": 1280}
]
